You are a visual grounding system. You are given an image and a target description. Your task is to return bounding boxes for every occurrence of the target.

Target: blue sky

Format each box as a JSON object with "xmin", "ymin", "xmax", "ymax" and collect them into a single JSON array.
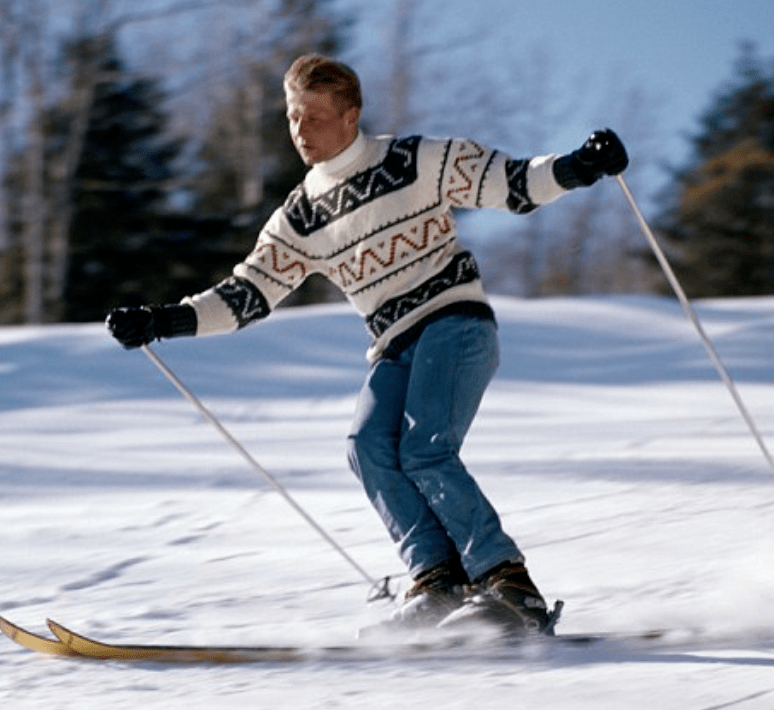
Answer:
[
  {"xmin": 340, "ymin": 0, "xmax": 774, "ymax": 171},
  {"xmin": 518, "ymin": 0, "xmax": 774, "ymax": 152}
]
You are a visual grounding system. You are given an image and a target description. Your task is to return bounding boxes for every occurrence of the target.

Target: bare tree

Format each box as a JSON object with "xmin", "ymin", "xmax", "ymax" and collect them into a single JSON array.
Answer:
[
  {"xmin": 19, "ymin": 0, "xmax": 48, "ymax": 322},
  {"xmin": 385, "ymin": 0, "xmax": 414, "ymax": 134},
  {"xmin": 0, "ymin": 0, "xmax": 263, "ymax": 322},
  {"xmin": 0, "ymin": 0, "xmax": 19, "ymax": 254}
]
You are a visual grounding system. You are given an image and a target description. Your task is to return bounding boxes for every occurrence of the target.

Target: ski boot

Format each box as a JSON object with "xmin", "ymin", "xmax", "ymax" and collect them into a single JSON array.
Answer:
[
  {"xmin": 439, "ymin": 562, "xmax": 560, "ymax": 638},
  {"xmin": 359, "ymin": 561, "xmax": 468, "ymax": 639},
  {"xmin": 390, "ymin": 562, "xmax": 469, "ymax": 627}
]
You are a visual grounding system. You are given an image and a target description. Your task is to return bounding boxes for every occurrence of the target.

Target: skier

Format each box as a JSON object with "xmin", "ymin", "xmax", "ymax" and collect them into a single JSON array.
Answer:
[{"xmin": 107, "ymin": 54, "xmax": 628, "ymax": 636}]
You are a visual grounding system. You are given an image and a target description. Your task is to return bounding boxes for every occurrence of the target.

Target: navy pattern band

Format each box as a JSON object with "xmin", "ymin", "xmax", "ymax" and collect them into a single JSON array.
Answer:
[
  {"xmin": 284, "ymin": 136, "xmax": 421, "ymax": 236},
  {"xmin": 366, "ymin": 251, "xmax": 481, "ymax": 338},
  {"xmin": 505, "ymin": 158, "xmax": 538, "ymax": 214},
  {"xmin": 214, "ymin": 276, "xmax": 271, "ymax": 328}
]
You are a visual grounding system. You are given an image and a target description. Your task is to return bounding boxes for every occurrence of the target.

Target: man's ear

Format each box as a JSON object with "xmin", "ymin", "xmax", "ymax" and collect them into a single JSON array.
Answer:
[{"xmin": 343, "ymin": 105, "xmax": 360, "ymax": 127}]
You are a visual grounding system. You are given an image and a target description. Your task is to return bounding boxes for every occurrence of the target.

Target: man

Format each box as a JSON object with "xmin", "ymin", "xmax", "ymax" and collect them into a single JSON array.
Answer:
[{"xmin": 107, "ymin": 54, "xmax": 628, "ymax": 636}]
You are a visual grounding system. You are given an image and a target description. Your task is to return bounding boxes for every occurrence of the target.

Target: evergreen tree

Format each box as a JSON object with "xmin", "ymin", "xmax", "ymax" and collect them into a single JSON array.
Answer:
[
  {"xmin": 55, "ymin": 35, "xmax": 189, "ymax": 321},
  {"xmin": 655, "ymin": 42, "xmax": 774, "ymax": 297}
]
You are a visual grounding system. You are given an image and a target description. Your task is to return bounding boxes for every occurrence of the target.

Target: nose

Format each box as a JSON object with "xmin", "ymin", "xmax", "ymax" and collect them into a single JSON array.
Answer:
[{"xmin": 293, "ymin": 116, "xmax": 312, "ymax": 140}]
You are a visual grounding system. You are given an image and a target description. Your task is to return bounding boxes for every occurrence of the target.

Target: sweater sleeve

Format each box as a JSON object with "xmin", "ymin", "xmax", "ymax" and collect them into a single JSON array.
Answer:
[
  {"xmin": 483, "ymin": 151, "xmax": 568, "ymax": 214},
  {"xmin": 437, "ymin": 137, "xmax": 568, "ymax": 214},
  {"xmin": 183, "ymin": 207, "xmax": 313, "ymax": 336}
]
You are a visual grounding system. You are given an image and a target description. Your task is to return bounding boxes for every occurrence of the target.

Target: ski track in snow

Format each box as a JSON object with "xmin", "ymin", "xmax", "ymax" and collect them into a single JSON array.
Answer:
[{"xmin": 1, "ymin": 295, "xmax": 774, "ymax": 709}]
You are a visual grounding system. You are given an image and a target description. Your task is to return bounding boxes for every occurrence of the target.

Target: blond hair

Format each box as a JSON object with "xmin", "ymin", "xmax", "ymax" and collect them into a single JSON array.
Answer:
[{"xmin": 284, "ymin": 54, "xmax": 362, "ymax": 112}]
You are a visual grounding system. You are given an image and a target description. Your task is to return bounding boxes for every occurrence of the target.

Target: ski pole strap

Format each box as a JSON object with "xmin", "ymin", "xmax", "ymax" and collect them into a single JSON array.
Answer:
[{"xmin": 367, "ymin": 575, "xmax": 398, "ymax": 603}]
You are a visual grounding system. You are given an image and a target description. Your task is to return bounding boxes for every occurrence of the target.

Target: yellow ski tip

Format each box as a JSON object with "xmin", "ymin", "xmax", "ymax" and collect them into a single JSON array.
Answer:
[{"xmin": 0, "ymin": 615, "xmax": 80, "ymax": 656}]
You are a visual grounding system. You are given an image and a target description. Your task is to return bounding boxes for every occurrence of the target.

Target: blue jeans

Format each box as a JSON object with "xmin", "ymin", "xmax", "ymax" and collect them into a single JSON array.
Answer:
[{"xmin": 347, "ymin": 314, "xmax": 522, "ymax": 582}]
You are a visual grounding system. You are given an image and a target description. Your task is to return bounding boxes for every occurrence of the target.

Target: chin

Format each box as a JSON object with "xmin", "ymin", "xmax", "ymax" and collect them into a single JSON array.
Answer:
[{"xmin": 298, "ymin": 150, "xmax": 319, "ymax": 166}]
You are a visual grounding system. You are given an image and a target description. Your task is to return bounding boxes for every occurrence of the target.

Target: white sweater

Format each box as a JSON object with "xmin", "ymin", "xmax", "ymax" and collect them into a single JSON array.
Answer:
[{"xmin": 184, "ymin": 131, "xmax": 567, "ymax": 361}]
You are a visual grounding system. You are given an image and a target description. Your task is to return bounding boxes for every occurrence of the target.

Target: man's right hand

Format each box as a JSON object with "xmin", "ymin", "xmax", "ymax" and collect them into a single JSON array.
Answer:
[
  {"xmin": 106, "ymin": 303, "xmax": 198, "ymax": 349},
  {"xmin": 106, "ymin": 306, "xmax": 156, "ymax": 349}
]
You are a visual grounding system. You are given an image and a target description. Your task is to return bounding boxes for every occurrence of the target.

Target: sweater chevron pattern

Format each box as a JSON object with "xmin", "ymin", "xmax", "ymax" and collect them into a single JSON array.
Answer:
[{"xmin": 185, "ymin": 132, "xmax": 567, "ymax": 361}]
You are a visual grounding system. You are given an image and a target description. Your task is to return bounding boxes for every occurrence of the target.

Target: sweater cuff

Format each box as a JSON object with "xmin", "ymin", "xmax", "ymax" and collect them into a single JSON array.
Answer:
[
  {"xmin": 552, "ymin": 153, "xmax": 598, "ymax": 189},
  {"xmin": 152, "ymin": 304, "xmax": 198, "ymax": 340}
]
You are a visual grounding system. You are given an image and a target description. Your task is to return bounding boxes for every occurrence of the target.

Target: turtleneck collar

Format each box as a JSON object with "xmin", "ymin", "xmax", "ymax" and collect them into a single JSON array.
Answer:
[{"xmin": 313, "ymin": 130, "xmax": 366, "ymax": 176}]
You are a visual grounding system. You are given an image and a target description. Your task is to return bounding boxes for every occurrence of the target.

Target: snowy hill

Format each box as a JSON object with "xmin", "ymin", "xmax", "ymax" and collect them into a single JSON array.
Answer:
[{"xmin": 1, "ymin": 295, "xmax": 774, "ymax": 709}]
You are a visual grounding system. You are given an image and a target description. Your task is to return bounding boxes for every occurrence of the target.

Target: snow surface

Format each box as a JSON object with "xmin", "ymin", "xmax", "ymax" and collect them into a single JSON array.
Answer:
[{"xmin": 1, "ymin": 294, "xmax": 774, "ymax": 709}]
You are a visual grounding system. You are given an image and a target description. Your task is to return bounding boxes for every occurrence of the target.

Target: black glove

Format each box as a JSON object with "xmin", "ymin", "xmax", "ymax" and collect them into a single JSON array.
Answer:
[
  {"xmin": 106, "ymin": 304, "xmax": 197, "ymax": 349},
  {"xmin": 553, "ymin": 128, "xmax": 628, "ymax": 189}
]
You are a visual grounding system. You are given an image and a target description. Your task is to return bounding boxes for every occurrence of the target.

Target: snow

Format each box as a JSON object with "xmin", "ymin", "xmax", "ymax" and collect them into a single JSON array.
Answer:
[{"xmin": 2, "ymin": 294, "xmax": 774, "ymax": 709}]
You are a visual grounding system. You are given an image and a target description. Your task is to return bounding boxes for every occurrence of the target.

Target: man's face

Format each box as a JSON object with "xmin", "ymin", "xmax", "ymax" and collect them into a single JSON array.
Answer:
[{"xmin": 285, "ymin": 89, "xmax": 359, "ymax": 166}]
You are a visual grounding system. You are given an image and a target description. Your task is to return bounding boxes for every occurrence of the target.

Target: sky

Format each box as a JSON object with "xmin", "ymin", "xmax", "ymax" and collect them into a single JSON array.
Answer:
[
  {"xmin": 339, "ymin": 0, "xmax": 774, "ymax": 171},
  {"xmin": 518, "ymin": 0, "xmax": 774, "ymax": 154}
]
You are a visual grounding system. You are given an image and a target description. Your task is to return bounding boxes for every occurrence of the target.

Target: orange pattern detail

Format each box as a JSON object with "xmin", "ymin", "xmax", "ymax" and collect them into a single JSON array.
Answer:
[
  {"xmin": 254, "ymin": 243, "xmax": 307, "ymax": 283},
  {"xmin": 337, "ymin": 214, "xmax": 453, "ymax": 288},
  {"xmin": 445, "ymin": 141, "xmax": 486, "ymax": 206}
]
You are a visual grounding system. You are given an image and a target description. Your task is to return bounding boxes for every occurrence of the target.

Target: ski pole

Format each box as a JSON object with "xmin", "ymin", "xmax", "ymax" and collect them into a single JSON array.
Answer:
[
  {"xmin": 140, "ymin": 344, "xmax": 394, "ymax": 600},
  {"xmin": 615, "ymin": 174, "xmax": 774, "ymax": 476}
]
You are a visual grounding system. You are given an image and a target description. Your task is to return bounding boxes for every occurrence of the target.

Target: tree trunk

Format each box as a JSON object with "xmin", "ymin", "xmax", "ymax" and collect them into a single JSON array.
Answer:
[
  {"xmin": 22, "ymin": 25, "xmax": 46, "ymax": 323},
  {"xmin": 45, "ymin": 54, "xmax": 101, "ymax": 321}
]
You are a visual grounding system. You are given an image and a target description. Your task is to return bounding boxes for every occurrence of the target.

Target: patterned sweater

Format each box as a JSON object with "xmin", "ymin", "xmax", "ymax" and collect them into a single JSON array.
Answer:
[{"xmin": 184, "ymin": 131, "xmax": 568, "ymax": 362}]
